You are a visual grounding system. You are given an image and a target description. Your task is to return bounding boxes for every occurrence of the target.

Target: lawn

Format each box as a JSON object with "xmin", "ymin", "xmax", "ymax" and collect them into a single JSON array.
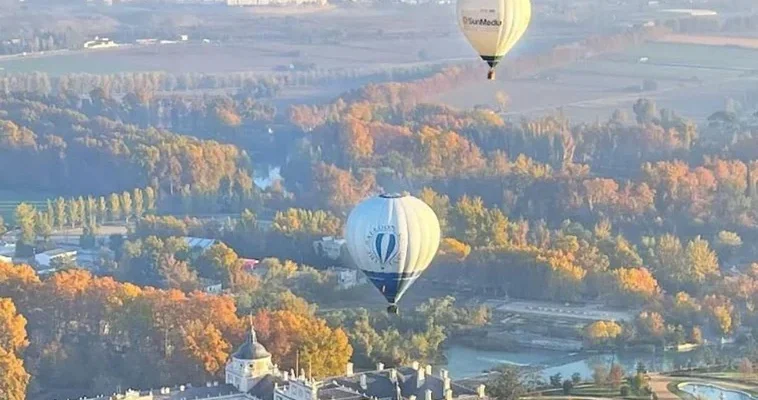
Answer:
[{"xmin": 0, "ymin": 189, "xmax": 51, "ymax": 223}]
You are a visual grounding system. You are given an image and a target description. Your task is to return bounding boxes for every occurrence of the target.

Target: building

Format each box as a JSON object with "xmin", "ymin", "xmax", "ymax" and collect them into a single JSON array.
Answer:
[
  {"xmin": 313, "ymin": 237, "xmax": 346, "ymax": 260},
  {"xmin": 331, "ymin": 268, "xmax": 368, "ymax": 290},
  {"xmin": 35, "ymin": 249, "xmax": 77, "ymax": 270},
  {"xmin": 83, "ymin": 37, "xmax": 118, "ymax": 49},
  {"xmin": 72, "ymin": 324, "xmax": 488, "ymax": 400},
  {"xmin": 0, "ymin": 243, "xmax": 15, "ymax": 263}
]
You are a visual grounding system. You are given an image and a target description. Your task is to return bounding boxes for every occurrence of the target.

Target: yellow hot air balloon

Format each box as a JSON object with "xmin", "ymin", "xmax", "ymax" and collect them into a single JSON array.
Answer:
[{"xmin": 456, "ymin": 0, "xmax": 531, "ymax": 80}]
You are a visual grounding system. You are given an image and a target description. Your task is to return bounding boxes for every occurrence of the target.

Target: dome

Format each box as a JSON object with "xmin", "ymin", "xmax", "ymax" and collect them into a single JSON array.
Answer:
[{"xmin": 234, "ymin": 324, "xmax": 271, "ymax": 360}]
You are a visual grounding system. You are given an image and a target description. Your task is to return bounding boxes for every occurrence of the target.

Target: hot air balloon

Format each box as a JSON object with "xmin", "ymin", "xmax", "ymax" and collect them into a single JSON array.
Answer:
[
  {"xmin": 456, "ymin": 0, "xmax": 532, "ymax": 80},
  {"xmin": 344, "ymin": 193, "xmax": 441, "ymax": 314}
]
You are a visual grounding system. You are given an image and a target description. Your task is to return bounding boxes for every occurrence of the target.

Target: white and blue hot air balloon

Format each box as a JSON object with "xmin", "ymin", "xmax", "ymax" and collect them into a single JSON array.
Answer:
[{"xmin": 344, "ymin": 193, "xmax": 441, "ymax": 314}]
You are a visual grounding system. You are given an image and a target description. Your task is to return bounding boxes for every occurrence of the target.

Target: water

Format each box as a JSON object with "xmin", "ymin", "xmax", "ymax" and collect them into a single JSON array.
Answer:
[
  {"xmin": 442, "ymin": 345, "xmax": 699, "ymax": 380},
  {"xmin": 680, "ymin": 383, "xmax": 755, "ymax": 400}
]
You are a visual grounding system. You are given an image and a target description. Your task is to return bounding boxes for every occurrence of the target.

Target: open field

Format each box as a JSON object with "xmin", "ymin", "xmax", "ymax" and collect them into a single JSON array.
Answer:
[
  {"xmin": 435, "ymin": 40, "xmax": 758, "ymax": 123},
  {"xmin": 656, "ymin": 33, "xmax": 758, "ymax": 49},
  {"xmin": 0, "ymin": 5, "xmax": 583, "ymax": 76},
  {"xmin": 0, "ymin": 190, "xmax": 51, "ymax": 223}
]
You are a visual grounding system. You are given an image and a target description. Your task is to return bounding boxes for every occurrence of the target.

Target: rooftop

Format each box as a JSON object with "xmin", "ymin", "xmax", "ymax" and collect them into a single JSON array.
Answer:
[
  {"xmin": 183, "ymin": 237, "xmax": 218, "ymax": 250},
  {"xmin": 37, "ymin": 248, "xmax": 77, "ymax": 257}
]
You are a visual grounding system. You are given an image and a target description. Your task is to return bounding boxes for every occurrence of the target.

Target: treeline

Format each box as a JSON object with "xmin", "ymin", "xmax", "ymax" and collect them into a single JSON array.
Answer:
[
  {"xmin": 0, "ymin": 64, "xmax": 443, "ymax": 97},
  {"xmin": 0, "ymin": 263, "xmax": 352, "ymax": 400},
  {"xmin": 0, "ymin": 96, "xmax": 251, "ymax": 196}
]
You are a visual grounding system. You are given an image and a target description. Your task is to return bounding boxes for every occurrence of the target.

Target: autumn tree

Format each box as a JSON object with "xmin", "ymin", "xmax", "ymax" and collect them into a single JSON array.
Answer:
[
  {"xmin": 584, "ymin": 321, "xmax": 622, "ymax": 347},
  {"xmin": 0, "ymin": 298, "xmax": 29, "ymax": 400},
  {"xmin": 254, "ymin": 310, "xmax": 352, "ymax": 378}
]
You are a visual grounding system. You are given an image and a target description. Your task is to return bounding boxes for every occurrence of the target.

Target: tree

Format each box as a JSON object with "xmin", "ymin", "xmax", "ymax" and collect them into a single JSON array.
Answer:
[
  {"xmin": 488, "ymin": 366, "xmax": 526, "ymax": 400},
  {"xmin": 739, "ymin": 358, "xmax": 753, "ymax": 374},
  {"xmin": 562, "ymin": 379, "xmax": 573, "ymax": 395},
  {"xmin": 121, "ymin": 192, "xmax": 133, "ymax": 220},
  {"xmin": 0, "ymin": 298, "xmax": 29, "ymax": 400},
  {"xmin": 0, "ymin": 215, "xmax": 6, "ymax": 237},
  {"xmin": 133, "ymin": 188, "xmax": 145, "ymax": 218},
  {"xmin": 495, "ymin": 91, "xmax": 511, "ymax": 112},
  {"xmin": 550, "ymin": 373, "xmax": 563, "ymax": 388},
  {"xmin": 685, "ymin": 236, "xmax": 720, "ymax": 285},
  {"xmin": 97, "ymin": 197, "xmax": 108, "ymax": 223},
  {"xmin": 54, "ymin": 197, "xmax": 67, "ymax": 230},
  {"xmin": 0, "ymin": 298, "xmax": 28, "ymax": 356},
  {"xmin": 14, "ymin": 203, "xmax": 36, "ymax": 245},
  {"xmin": 593, "ymin": 365, "xmax": 608, "ymax": 386},
  {"xmin": 145, "ymin": 187, "xmax": 157, "ymax": 213},
  {"xmin": 181, "ymin": 320, "xmax": 231, "ymax": 377},
  {"xmin": 0, "ymin": 347, "xmax": 29, "ymax": 400},
  {"xmin": 584, "ymin": 321, "xmax": 622, "ymax": 347},
  {"xmin": 571, "ymin": 372, "xmax": 581, "ymax": 384},
  {"xmin": 109, "ymin": 193, "xmax": 121, "ymax": 221},
  {"xmin": 608, "ymin": 364, "xmax": 625, "ymax": 389}
]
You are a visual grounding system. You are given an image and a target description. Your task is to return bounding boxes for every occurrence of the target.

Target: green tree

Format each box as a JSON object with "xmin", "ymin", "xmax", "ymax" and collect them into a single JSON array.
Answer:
[
  {"xmin": 14, "ymin": 204, "xmax": 36, "ymax": 245},
  {"xmin": 67, "ymin": 197, "xmax": 81, "ymax": 228},
  {"xmin": 109, "ymin": 193, "xmax": 121, "ymax": 221},
  {"xmin": 121, "ymin": 191, "xmax": 133, "ymax": 220},
  {"xmin": 0, "ymin": 215, "xmax": 6, "ymax": 237},
  {"xmin": 54, "ymin": 197, "xmax": 66, "ymax": 230},
  {"xmin": 488, "ymin": 366, "xmax": 526, "ymax": 400},
  {"xmin": 133, "ymin": 188, "xmax": 145, "ymax": 218},
  {"xmin": 686, "ymin": 236, "xmax": 720, "ymax": 285},
  {"xmin": 145, "ymin": 187, "xmax": 157, "ymax": 213},
  {"xmin": 97, "ymin": 197, "xmax": 108, "ymax": 223}
]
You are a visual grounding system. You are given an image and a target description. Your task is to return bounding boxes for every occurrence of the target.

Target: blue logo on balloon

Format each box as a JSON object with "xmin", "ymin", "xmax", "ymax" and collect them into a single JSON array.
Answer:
[
  {"xmin": 374, "ymin": 232, "xmax": 397, "ymax": 264},
  {"xmin": 366, "ymin": 225, "xmax": 399, "ymax": 267}
]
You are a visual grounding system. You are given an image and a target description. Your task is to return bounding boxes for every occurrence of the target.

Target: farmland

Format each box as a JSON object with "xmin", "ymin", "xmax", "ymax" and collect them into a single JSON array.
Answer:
[{"xmin": 435, "ymin": 40, "xmax": 758, "ymax": 123}]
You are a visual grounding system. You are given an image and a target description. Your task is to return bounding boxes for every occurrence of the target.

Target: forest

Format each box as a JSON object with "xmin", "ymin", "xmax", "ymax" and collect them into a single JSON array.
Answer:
[{"xmin": 5, "ymin": 18, "xmax": 758, "ymax": 400}]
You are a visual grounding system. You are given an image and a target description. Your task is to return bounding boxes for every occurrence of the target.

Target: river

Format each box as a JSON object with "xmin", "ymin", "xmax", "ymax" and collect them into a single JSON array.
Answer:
[{"xmin": 441, "ymin": 345, "xmax": 706, "ymax": 380}]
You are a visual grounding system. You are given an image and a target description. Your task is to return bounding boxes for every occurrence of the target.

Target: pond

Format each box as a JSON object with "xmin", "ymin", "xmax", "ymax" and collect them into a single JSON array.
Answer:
[
  {"xmin": 680, "ymin": 383, "xmax": 755, "ymax": 400},
  {"xmin": 442, "ymin": 345, "xmax": 705, "ymax": 380}
]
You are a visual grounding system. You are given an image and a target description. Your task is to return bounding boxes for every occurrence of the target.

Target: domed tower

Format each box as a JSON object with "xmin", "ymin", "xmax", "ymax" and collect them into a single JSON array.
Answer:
[{"xmin": 225, "ymin": 320, "xmax": 275, "ymax": 392}]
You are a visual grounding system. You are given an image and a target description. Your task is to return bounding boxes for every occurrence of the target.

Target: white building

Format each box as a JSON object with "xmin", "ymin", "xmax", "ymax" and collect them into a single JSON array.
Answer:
[
  {"xmin": 331, "ymin": 268, "xmax": 368, "ymax": 290},
  {"xmin": 83, "ymin": 37, "xmax": 119, "ymax": 49},
  {"xmin": 313, "ymin": 237, "xmax": 345, "ymax": 260},
  {"xmin": 35, "ymin": 249, "xmax": 77, "ymax": 269},
  {"xmin": 0, "ymin": 243, "xmax": 15, "ymax": 263}
]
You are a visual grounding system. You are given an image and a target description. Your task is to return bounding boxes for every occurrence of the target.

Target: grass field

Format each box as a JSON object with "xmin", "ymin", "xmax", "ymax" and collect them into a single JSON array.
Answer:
[{"xmin": 0, "ymin": 190, "xmax": 51, "ymax": 223}]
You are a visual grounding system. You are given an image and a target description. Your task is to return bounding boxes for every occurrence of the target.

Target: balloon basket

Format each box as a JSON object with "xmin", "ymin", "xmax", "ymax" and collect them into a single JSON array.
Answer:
[
  {"xmin": 487, "ymin": 70, "xmax": 495, "ymax": 80},
  {"xmin": 387, "ymin": 304, "xmax": 399, "ymax": 315}
]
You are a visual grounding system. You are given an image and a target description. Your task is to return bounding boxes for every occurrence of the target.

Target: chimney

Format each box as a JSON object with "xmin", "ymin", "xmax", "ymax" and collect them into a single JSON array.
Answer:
[
  {"xmin": 425, "ymin": 389, "xmax": 433, "ymax": 400},
  {"xmin": 389, "ymin": 369, "xmax": 397, "ymax": 382},
  {"xmin": 440, "ymin": 369, "xmax": 449, "ymax": 380},
  {"xmin": 410, "ymin": 396, "xmax": 417, "ymax": 400},
  {"xmin": 444, "ymin": 378, "xmax": 451, "ymax": 392},
  {"xmin": 360, "ymin": 374, "xmax": 367, "ymax": 390},
  {"xmin": 346, "ymin": 363, "xmax": 354, "ymax": 377},
  {"xmin": 445, "ymin": 389, "xmax": 453, "ymax": 400},
  {"xmin": 377, "ymin": 363, "xmax": 385, "ymax": 371},
  {"xmin": 425, "ymin": 365, "xmax": 432, "ymax": 376},
  {"xmin": 206, "ymin": 382, "xmax": 212, "ymax": 388},
  {"xmin": 477, "ymin": 385, "xmax": 486, "ymax": 398},
  {"xmin": 417, "ymin": 368, "xmax": 426, "ymax": 388},
  {"xmin": 283, "ymin": 371, "xmax": 290, "ymax": 381},
  {"xmin": 412, "ymin": 361, "xmax": 420, "ymax": 370}
]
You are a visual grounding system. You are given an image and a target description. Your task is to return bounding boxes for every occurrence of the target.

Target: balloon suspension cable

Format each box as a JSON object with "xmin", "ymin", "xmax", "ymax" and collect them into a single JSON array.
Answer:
[
  {"xmin": 487, "ymin": 69, "xmax": 496, "ymax": 80},
  {"xmin": 387, "ymin": 304, "xmax": 399, "ymax": 315}
]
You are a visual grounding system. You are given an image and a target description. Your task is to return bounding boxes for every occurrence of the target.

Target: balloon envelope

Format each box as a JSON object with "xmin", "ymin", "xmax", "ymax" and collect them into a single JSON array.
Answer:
[
  {"xmin": 456, "ymin": 0, "xmax": 532, "ymax": 79},
  {"xmin": 344, "ymin": 193, "xmax": 441, "ymax": 312}
]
